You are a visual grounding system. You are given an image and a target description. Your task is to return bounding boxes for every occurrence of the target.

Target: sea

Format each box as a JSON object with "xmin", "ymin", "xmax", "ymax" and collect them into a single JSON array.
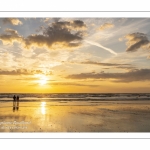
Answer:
[{"xmin": 0, "ymin": 93, "xmax": 150, "ymax": 102}]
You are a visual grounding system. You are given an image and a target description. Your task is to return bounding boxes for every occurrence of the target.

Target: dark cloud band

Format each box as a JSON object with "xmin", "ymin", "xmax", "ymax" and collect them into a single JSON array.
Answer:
[{"xmin": 66, "ymin": 69, "xmax": 150, "ymax": 82}]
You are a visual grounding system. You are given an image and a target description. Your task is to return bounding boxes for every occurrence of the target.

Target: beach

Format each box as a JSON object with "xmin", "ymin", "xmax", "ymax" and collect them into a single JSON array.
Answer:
[{"xmin": 0, "ymin": 99, "xmax": 150, "ymax": 132}]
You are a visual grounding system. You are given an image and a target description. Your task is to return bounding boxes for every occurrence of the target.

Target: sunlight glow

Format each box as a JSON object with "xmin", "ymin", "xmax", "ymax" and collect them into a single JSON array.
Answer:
[
  {"xmin": 41, "ymin": 102, "xmax": 46, "ymax": 115},
  {"xmin": 39, "ymin": 78, "xmax": 47, "ymax": 85},
  {"xmin": 35, "ymin": 74, "xmax": 48, "ymax": 86}
]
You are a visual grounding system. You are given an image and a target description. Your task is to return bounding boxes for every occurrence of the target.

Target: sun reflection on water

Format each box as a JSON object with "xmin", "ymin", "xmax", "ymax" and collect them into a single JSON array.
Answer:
[{"xmin": 41, "ymin": 102, "xmax": 46, "ymax": 115}]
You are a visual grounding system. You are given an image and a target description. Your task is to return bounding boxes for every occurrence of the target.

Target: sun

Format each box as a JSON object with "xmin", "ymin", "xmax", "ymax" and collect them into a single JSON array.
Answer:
[
  {"xmin": 38, "ymin": 75, "xmax": 48, "ymax": 85},
  {"xmin": 34, "ymin": 74, "xmax": 49, "ymax": 86}
]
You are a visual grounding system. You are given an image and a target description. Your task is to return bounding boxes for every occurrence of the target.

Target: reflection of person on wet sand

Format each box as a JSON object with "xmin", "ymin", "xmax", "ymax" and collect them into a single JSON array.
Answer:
[
  {"xmin": 16, "ymin": 95, "xmax": 19, "ymax": 111},
  {"xmin": 13, "ymin": 95, "xmax": 16, "ymax": 112}
]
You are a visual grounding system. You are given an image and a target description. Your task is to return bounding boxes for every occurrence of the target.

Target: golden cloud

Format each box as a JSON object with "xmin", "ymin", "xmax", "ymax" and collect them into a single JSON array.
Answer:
[
  {"xmin": 98, "ymin": 23, "xmax": 114, "ymax": 31},
  {"xmin": 0, "ymin": 69, "xmax": 45, "ymax": 75},
  {"xmin": 3, "ymin": 18, "xmax": 23, "ymax": 25}
]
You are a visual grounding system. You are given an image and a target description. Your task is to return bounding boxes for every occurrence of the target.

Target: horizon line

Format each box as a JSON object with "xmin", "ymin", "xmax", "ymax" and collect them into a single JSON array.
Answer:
[{"xmin": 0, "ymin": 92, "xmax": 150, "ymax": 94}]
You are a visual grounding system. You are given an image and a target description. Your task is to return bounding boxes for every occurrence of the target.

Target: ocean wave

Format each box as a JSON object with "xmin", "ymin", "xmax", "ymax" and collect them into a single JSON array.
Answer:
[{"xmin": 0, "ymin": 93, "xmax": 150, "ymax": 102}]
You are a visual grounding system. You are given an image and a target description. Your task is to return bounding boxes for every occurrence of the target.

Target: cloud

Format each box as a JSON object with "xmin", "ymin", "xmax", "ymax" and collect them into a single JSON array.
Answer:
[
  {"xmin": 5, "ymin": 28, "xmax": 19, "ymax": 35},
  {"xmin": 66, "ymin": 69, "xmax": 150, "ymax": 82},
  {"xmin": 115, "ymin": 66, "xmax": 136, "ymax": 70},
  {"xmin": 43, "ymin": 18, "xmax": 51, "ymax": 23},
  {"xmin": 80, "ymin": 61, "xmax": 135, "ymax": 70},
  {"xmin": 0, "ymin": 29, "xmax": 22, "ymax": 44},
  {"xmin": 16, "ymin": 77, "xmax": 41, "ymax": 81},
  {"xmin": 81, "ymin": 61, "xmax": 135, "ymax": 70},
  {"xmin": 0, "ymin": 69, "xmax": 31, "ymax": 75},
  {"xmin": 49, "ymin": 82, "xmax": 100, "ymax": 87},
  {"xmin": 70, "ymin": 20, "xmax": 87, "ymax": 30},
  {"xmin": 98, "ymin": 23, "xmax": 114, "ymax": 31},
  {"xmin": 0, "ymin": 69, "xmax": 46, "ymax": 75},
  {"xmin": 52, "ymin": 20, "xmax": 87, "ymax": 31},
  {"xmin": 80, "ymin": 61, "xmax": 130, "ymax": 66},
  {"xmin": 3, "ymin": 18, "xmax": 23, "ymax": 25},
  {"xmin": 0, "ymin": 20, "xmax": 86, "ymax": 50},
  {"xmin": 123, "ymin": 32, "xmax": 149, "ymax": 52},
  {"xmin": 24, "ymin": 25, "xmax": 83, "ymax": 49}
]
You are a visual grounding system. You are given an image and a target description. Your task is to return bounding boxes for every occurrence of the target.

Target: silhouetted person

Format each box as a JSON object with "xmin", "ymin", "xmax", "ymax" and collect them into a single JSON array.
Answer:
[
  {"xmin": 13, "ymin": 95, "xmax": 16, "ymax": 101},
  {"xmin": 13, "ymin": 95, "xmax": 16, "ymax": 112},
  {"xmin": 16, "ymin": 95, "xmax": 19, "ymax": 111},
  {"xmin": 13, "ymin": 95, "xmax": 16, "ymax": 108}
]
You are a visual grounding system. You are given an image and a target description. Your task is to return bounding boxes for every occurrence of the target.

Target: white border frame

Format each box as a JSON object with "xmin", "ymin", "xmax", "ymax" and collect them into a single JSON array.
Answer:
[{"xmin": 0, "ymin": 11, "xmax": 150, "ymax": 139}]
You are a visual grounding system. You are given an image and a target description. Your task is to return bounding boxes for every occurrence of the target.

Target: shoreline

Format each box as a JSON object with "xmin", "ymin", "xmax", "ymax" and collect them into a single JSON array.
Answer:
[{"xmin": 0, "ymin": 100, "xmax": 150, "ymax": 132}]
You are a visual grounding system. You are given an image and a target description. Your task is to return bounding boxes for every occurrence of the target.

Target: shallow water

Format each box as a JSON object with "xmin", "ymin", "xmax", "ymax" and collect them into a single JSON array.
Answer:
[{"xmin": 0, "ymin": 101, "xmax": 150, "ymax": 132}]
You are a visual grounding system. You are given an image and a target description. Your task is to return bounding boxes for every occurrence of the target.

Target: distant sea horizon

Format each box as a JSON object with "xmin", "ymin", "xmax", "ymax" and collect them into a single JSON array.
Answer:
[
  {"xmin": 0, "ymin": 93, "xmax": 150, "ymax": 102},
  {"xmin": 0, "ymin": 92, "xmax": 150, "ymax": 93}
]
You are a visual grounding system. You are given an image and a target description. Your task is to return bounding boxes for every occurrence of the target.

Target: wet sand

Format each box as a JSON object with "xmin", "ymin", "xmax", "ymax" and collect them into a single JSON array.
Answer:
[{"xmin": 0, "ymin": 100, "xmax": 150, "ymax": 132}]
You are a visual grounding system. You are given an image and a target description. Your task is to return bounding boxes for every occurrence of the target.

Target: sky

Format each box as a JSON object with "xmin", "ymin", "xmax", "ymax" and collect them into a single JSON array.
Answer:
[{"xmin": 0, "ymin": 18, "xmax": 150, "ymax": 93}]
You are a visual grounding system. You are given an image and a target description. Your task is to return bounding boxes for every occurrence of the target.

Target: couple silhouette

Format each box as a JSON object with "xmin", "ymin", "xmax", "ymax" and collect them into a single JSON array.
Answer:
[{"xmin": 13, "ymin": 95, "xmax": 20, "ymax": 112}]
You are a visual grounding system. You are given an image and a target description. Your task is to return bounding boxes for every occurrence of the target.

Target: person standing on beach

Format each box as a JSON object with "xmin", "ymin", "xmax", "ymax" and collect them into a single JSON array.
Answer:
[
  {"xmin": 16, "ymin": 95, "xmax": 19, "ymax": 110},
  {"xmin": 13, "ymin": 95, "xmax": 16, "ymax": 103},
  {"xmin": 13, "ymin": 95, "xmax": 16, "ymax": 111}
]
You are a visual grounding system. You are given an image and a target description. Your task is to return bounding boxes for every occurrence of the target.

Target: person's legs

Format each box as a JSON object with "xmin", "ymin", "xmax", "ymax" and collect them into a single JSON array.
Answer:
[
  {"xmin": 17, "ymin": 100, "xmax": 19, "ymax": 107},
  {"xmin": 13, "ymin": 100, "xmax": 15, "ymax": 107},
  {"xmin": 13, "ymin": 100, "xmax": 16, "ymax": 112},
  {"xmin": 16, "ymin": 100, "xmax": 19, "ymax": 110}
]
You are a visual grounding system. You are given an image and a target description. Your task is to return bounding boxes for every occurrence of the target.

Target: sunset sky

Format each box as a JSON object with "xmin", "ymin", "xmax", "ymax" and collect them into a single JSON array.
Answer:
[{"xmin": 0, "ymin": 18, "xmax": 150, "ymax": 93}]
